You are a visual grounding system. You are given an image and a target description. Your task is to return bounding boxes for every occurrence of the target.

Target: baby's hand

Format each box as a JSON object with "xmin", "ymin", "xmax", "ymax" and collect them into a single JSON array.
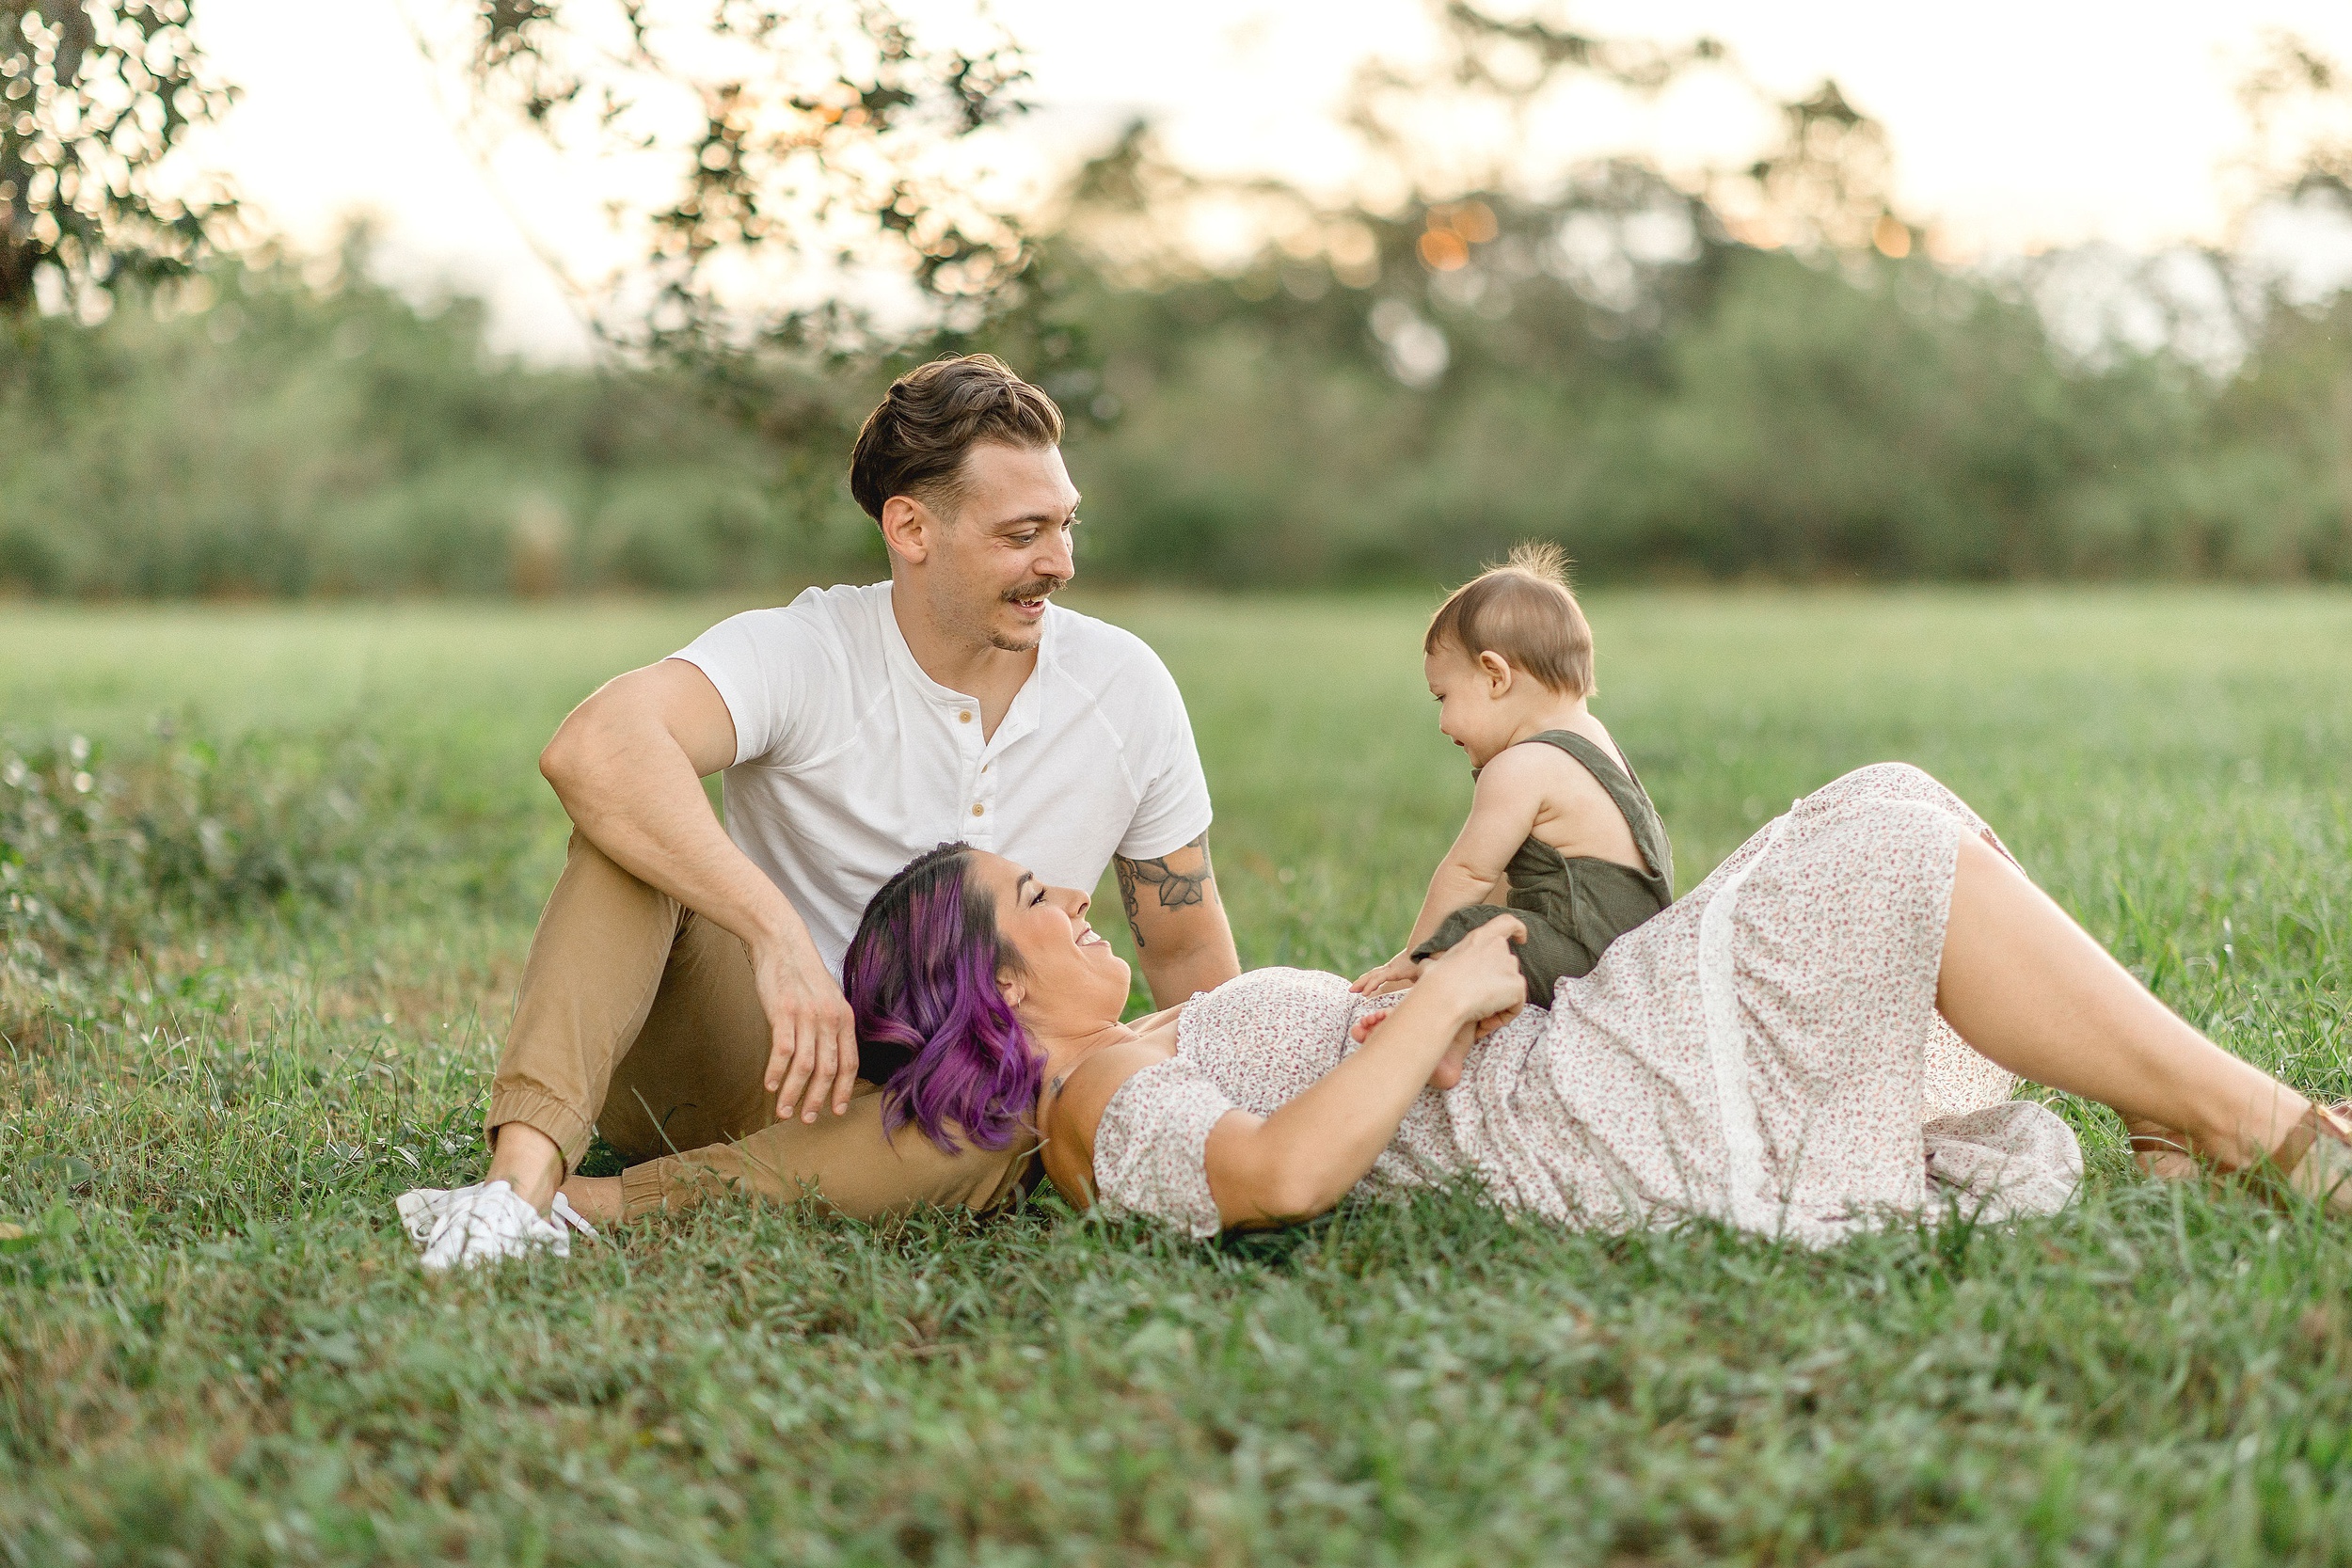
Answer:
[{"xmin": 1350, "ymin": 952, "xmax": 1423, "ymax": 995}]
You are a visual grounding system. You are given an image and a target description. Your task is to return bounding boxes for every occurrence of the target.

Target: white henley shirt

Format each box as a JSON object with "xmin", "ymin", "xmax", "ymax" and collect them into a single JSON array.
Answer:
[{"xmin": 672, "ymin": 582, "xmax": 1215, "ymax": 976}]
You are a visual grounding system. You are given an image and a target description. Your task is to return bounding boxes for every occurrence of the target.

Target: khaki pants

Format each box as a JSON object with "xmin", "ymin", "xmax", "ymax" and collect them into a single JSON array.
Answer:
[{"xmin": 486, "ymin": 834, "xmax": 1036, "ymax": 1222}]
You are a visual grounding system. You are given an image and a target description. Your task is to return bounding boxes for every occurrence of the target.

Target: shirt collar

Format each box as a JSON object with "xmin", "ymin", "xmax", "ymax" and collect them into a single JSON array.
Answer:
[{"xmin": 879, "ymin": 583, "xmax": 1055, "ymax": 748}]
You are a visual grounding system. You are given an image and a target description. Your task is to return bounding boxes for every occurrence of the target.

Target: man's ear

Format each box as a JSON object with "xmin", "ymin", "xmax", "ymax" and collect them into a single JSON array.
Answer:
[
  {"xmin": 879, "ymin": 494, "xmax": 936, "ymax": 565},
  {"xmin": 1477, "ymin": 649, "xmax": 1515, "ymax": 695},
  {"xmin": 996, "ymin": 968, "xmax": 1027, "ymax": 1010}
]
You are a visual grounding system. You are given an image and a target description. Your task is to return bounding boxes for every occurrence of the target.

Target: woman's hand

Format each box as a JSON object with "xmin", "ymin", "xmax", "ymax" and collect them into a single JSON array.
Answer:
[
  {"xmin": 1350, "ymin": 951, "xmax": 1422, "ymax": 995},
  {"xmin": 1351, "ymin": 918, "xmax": 1525, "ymax": 1089},
  {"xmin": 1415, "ymin": 915, "xmax": 1527, "ymax": 1029}
]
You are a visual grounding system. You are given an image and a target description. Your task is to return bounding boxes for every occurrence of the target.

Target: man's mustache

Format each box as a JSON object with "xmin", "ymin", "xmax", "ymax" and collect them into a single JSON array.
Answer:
[{"xmin": 1002, "ymin": 578, "xmax": 1064, "ymax": 602}]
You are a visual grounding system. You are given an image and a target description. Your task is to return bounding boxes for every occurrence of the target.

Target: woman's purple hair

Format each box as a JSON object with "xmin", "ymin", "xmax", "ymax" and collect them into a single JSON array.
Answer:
[{"xmin": 842, "ymin": 842, "xmax": 1043, "ymax": 1152}]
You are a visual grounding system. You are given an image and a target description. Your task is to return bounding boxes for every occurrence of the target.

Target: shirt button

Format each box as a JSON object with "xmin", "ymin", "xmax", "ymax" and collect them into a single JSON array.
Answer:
[
  {"xmin": 958, "ymin": 710, "xmax": 973, "ymax": 723},
  {"xmin": 971, "ymin": 804, "xmax": 984, "ymax": 816}
]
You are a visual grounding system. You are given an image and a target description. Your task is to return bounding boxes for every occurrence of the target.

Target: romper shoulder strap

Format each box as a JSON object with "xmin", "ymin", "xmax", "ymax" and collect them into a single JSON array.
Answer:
[{"xmin": 1515, "ymin": 729, "xmax": 1674, "ymax": 887}]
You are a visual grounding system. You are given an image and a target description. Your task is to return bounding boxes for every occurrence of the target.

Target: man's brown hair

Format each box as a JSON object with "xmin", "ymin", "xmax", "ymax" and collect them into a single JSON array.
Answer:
[
  {"xmin": 849, "ymin": 354, "xmax": 1064, "ymax": 522},
  {"xmin": 1423, "ymin": 541, "xmax": 1596, "ymax": 697}
]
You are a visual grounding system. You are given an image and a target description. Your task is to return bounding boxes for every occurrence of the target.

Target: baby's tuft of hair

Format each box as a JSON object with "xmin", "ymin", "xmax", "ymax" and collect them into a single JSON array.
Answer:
[{"xmin": 1424, "ymin": 541, "xmax": 1596, "ymax": 697}]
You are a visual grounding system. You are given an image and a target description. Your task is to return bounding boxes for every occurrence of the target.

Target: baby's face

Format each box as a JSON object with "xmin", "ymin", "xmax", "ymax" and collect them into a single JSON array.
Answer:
[{"xmin": 1423, "ymin": 644, "xmax": 1516, "ymax": 767}]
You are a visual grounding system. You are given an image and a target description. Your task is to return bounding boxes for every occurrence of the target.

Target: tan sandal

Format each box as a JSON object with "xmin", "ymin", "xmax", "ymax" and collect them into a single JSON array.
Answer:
[
  {"xmin": 2240, "ymin": 1101, "xmax": 2352, "ymax": 1214},
  {"xmin": 2128, "ymin": 1101, "xmax": 2352, "ymax": 1201}
]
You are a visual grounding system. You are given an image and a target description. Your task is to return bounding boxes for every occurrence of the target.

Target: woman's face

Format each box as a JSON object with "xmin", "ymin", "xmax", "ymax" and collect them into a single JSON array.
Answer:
[{"xmin": 968, "ymin": 852, "xmax": 1131, "ymax": 1025}]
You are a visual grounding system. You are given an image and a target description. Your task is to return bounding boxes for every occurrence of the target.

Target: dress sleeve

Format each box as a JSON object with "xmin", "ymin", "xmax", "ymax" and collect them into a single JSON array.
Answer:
[{"xmin": 1092, "ymin": 1056, "xmax": 1237, "ymax": 1238}]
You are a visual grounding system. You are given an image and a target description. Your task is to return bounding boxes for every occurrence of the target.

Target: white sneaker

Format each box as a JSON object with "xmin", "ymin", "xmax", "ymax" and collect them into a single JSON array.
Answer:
[
  {"xmin": 397, "ymin": 1185, "xmax": 601, "ymax": 1250},
  {"xmin": 395, "ymin": 1185, "xmax": 464, "ymax": 1245},
  {"xmin": 398, "ymin": 1181, "xmax": 604, "ymax": 1270},
  {"xmin": 407, "ymin": 1180, "xmax": 566, "ymax": 1272}
]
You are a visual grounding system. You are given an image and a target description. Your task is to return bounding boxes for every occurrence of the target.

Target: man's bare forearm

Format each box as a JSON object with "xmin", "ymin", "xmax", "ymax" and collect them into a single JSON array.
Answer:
[
  {"xmin": 541, "ymin": 689, "xmax": 803, "ymax": 958},
  {"xmin": 1137, "ymin": 933, "xmax": 1240, "ymax": 1008}
]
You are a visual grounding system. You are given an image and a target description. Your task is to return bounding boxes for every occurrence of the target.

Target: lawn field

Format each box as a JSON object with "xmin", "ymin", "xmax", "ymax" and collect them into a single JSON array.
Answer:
[{"xmin": 4, "ymin": 588, "xmax": 2351, "ymax": 1564}]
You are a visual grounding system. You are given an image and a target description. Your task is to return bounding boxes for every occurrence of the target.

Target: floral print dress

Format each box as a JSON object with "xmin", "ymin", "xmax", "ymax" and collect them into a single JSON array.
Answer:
[{"xmin": 1092, "ymin": 764, "xmax": 2082, "ymax": 1246}]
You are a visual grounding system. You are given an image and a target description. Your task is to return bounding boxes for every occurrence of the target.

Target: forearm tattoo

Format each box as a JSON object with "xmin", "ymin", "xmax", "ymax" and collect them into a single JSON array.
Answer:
[{"xmin": 1113, "ymin": 832, "xmax": 1214, "ymax": 949}]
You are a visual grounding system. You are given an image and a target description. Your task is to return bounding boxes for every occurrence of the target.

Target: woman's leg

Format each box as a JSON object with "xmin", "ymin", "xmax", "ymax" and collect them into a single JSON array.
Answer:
[{"xmin": 1935, "ymin": 834, "xmax": 2310, "ymax": 1172}]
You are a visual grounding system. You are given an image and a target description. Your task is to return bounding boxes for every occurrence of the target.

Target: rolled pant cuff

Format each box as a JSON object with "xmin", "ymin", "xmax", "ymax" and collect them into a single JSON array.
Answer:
[
  {"xmin": 620, "ymin": 1155, "xmax": 738, "ymax": 1220},
  {"xmin": 484, "ymin": 1087, "xmax": 596, "ymax": 1172}
]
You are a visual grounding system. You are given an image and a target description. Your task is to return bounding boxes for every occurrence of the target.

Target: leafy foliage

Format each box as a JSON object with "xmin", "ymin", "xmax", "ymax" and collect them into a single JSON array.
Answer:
[
  {"xmin": 0, "ymin": 243, "xmax": 869, "ymax": 594},
  {"xmin": 0, "ymin": 0, "xmax": 234, "ymax": 316},
  {"xmin": 8, "ymin": 9, "xmax": 2352, "ymax": 591},
  {"xmin": 0, "ymin": 721, "xmax": 536, "ymax": 1039},
  {"xmin": 422, "ymin": 0, "xmax": 1033, "ymax": 353}
]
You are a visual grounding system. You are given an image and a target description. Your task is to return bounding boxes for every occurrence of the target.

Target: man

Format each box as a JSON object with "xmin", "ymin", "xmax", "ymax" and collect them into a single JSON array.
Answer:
[{"xmin": 402, "ymin": 355, "xmax": 1241, "ymax": 1269}]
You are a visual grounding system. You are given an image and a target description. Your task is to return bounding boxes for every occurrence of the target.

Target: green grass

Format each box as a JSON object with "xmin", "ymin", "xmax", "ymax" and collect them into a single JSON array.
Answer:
[{"xmin": 3, "ymin": 587, "xmax": 2350, "ymax": 1565}]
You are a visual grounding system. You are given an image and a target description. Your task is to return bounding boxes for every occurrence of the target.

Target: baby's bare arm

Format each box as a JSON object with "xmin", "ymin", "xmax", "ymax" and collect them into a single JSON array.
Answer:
[{"xmin": 1403, "ymin": 752, "xmax": 1549, "ymax": 950}]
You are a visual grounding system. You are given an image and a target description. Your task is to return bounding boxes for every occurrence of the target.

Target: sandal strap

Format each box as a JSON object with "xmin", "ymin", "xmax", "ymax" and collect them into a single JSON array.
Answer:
[{"xmin": 2242, "ymin": 1102, "xmax": 2352, "ymax": 1211}]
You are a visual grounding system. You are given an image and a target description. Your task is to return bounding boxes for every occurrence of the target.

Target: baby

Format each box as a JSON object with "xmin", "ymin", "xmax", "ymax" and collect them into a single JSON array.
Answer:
[{"xmin": 1352, "ymin": 543, "xmax": 1675, "ymax": 1010}]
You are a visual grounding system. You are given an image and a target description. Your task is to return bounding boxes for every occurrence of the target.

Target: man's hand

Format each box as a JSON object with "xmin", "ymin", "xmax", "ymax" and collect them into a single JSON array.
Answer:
[{"xmin": 754, "ymin": 936, "xmax": 860, "ymax": 1123}]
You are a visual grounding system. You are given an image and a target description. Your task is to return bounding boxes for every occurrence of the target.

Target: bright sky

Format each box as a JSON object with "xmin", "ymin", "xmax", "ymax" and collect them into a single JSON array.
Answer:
[{"xmin": 184, "ymin": 0, "xmax": 2352, "ymax": 359}]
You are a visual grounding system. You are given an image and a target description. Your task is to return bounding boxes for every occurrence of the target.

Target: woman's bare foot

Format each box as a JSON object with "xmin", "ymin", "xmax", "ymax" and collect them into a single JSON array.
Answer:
[
  {"xmin": 2124, "ymin": 1116, "xmax": 2204, "ymax": 1182},
  {"xmin": 2125, "ymin": 1101, "xmax": 2352, "ymax": 1192}
]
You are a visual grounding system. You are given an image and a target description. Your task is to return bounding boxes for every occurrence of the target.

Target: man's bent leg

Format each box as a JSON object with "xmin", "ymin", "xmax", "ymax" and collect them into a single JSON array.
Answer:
[
  {"xmin": 596, "ymin": 907, "xmax": 777, "ymax": 1161},
  {"xmin": 486, "ymin": 832, "xmax": 688, "ymax": 1172}
]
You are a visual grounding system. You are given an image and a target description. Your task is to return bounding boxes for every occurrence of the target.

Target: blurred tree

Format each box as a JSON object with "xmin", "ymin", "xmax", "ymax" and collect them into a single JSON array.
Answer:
[
  {"xmin": 2235, "ymin": 31, "xmax": 2352, "ymax": 205},
  {"xmin": 417, "ymin": 0, "xmax": 1032, "ymax": 356},
  {"xmin": 0, "ymin": 0, "xmax": 234, "ymax": 318}
]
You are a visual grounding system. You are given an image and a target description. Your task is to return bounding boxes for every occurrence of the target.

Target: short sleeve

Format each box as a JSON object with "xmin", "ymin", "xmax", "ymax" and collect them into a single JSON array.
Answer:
[
  {"xmin": 671, "ymin": 602, "xmax": 837, "ymax": 768},
  {"xmin": 1116, "ymin": 658, "xmax": 1215, "ymax": 862},
  {"xmin": 1092, "ymin": 1056, "xmax": 1236, "ymax": 1238}
]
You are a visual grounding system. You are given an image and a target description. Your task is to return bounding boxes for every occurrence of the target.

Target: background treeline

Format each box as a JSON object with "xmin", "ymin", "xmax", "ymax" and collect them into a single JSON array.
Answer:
[{"xmin": 7, "ymin": 166, "xmax": 2352, "ymax": 595}]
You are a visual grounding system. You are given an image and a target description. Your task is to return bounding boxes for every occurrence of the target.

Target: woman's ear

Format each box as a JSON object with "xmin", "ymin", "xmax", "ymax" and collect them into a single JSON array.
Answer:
[
  {"xmin": 996, "ymin": 967, "xmax": 1027, "ymax": 1010},
  {"xmin": 1477, "ymin": 649, "xmax": 1514, "ymax": 695}
]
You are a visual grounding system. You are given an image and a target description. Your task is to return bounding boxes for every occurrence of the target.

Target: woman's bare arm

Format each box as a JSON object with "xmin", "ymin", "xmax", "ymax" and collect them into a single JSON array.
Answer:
[{"xmin": 1205, "ymin": 920, "xmax": 1527, "ymax": 1228}]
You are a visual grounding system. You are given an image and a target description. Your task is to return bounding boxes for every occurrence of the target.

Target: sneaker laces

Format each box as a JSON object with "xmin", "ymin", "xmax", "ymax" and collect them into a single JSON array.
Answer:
[{"xmin": 549, "ymin": 1191, "xmax": 601, "ymax": 1244}]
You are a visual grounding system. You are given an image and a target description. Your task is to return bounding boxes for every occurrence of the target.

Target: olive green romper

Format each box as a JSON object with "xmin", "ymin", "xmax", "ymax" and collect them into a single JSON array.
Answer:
[{"xmin": 1409, "ymin": 730, "xmax": 1676, "ymax": 1006}]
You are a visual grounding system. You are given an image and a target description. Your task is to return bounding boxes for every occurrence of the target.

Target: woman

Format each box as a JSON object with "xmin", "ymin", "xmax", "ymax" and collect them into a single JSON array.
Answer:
[{"xmin": 843, "ymin": 765, "xmax": 2349, "ymax": 1242}]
